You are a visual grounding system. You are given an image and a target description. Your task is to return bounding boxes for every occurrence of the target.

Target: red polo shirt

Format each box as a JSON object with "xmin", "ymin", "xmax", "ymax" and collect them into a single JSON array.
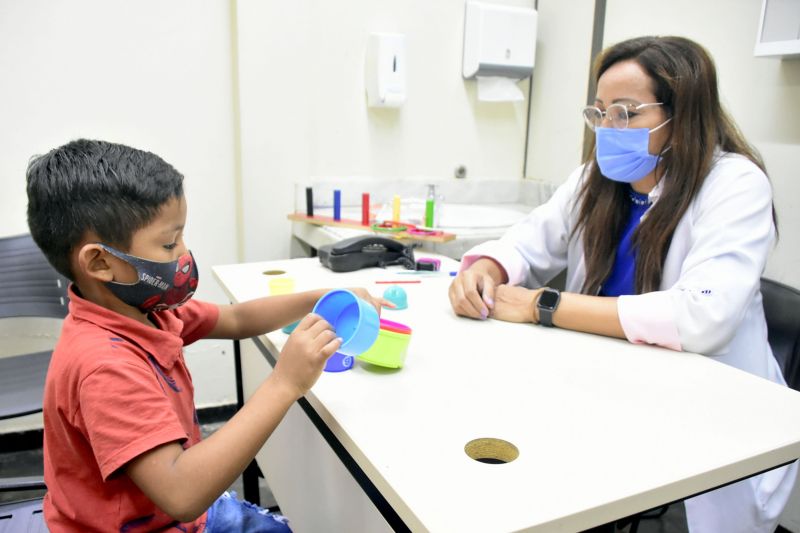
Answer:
[{"xmin": 43, "ymin": 285, "xmax": 219, "ymax": 532}]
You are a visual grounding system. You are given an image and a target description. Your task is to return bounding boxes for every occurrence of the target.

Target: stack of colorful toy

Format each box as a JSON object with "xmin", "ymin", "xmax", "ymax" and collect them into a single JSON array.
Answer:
[
  {"xmin": 313, "ymin": 289, "xmax": 380, "ymax": 373},
  {"xmin": 311, "ymin": 289, "xmax": 412, "ymax": 372}
]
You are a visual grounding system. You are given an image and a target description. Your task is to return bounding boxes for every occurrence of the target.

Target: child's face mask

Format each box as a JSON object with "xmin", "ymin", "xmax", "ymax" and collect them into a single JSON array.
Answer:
[{"xmin": 99, "ymin": 244, "xmax": 199, "ymax": 313}]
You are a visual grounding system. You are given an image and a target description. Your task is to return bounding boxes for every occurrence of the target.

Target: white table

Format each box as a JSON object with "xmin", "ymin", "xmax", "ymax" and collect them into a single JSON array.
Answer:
[{"xmin": 213, "ymin": 257, "xmax": 800, "ymax": 533}]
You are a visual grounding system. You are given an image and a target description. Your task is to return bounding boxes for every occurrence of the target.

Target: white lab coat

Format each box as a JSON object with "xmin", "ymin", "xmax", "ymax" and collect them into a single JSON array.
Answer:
[{"xmin": 462, "ymin": 152, "xmax": 798, "ymax": 533}]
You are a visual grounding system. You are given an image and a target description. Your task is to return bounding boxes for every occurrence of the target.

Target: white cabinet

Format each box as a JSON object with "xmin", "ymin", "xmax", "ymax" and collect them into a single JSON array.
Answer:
[{"xmin": 755, "ymin": 0, "xmax": 800, "ymax": 57}]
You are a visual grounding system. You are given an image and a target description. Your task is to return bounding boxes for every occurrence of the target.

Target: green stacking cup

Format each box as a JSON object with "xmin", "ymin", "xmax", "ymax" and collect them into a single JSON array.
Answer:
[{"xmin": 357, "ymin": 326, "xmax": 411, "ymax": 368}]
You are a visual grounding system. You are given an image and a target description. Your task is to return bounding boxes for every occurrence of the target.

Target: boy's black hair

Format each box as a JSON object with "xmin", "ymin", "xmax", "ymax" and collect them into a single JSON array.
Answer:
[{"xmin": 26, "ymin": 139, "xmax": 185, "ymax": 280}]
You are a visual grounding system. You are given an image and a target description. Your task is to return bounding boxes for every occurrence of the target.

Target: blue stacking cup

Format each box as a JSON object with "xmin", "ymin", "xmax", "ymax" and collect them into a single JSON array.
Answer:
[
  {"xmin": 324, "ymin": 352, "xmax": 355, "ymax": 373},
  {"xmin": 312, "ymin": 289, "xmax": 380, "ymax": 357}
]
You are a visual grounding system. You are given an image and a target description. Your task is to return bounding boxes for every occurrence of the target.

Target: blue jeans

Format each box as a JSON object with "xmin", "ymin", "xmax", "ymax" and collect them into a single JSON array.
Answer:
[{"xmin": 205, "ymin": 491, "xmax": 292, "ymax": 533}]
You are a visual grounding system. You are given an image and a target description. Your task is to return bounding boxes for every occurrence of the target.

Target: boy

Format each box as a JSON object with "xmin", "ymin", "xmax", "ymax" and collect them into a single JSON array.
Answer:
[{"xmin": 26, "ymin": 139, "xmax": 382, "ymax": 532}]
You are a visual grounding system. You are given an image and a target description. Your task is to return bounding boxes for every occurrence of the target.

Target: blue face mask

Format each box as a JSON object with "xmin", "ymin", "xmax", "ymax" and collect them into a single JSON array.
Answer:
[
  {"xmin": 100, "ymin": 244, "xmax": 199, "ymax": 313},
  {"xmin": 595, "ymin": 119, "xmax": 671, "ymax": 183}
]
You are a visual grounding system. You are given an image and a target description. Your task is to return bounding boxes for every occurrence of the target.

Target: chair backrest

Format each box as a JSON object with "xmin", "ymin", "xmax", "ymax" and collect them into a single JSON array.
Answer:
[
  {"xmin": 0, "ymin": 234, "xmax": 68, "ymax": 320},
  {"xmin": 0, "ymin": 234, "xmax": 68, "ymax": 422},
  {"xmin": 0, "ymin": 351, "xmax": 53, "ymax": 420},
  {"xmin": 0, "ymin": 497, "xmax": 47, "ymax": 533},
  {"xmin": 761, "ymin": 277, "xmax": 800, "ymax": 391}
]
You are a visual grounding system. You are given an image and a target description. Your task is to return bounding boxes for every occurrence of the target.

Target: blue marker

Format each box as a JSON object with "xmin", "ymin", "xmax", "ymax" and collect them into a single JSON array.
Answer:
[{"xmin": 333, "ymin": 189, "xmax": 341, "ymax": 221}]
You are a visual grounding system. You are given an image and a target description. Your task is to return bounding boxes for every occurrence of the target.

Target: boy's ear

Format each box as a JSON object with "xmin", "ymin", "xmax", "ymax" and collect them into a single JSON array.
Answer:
[{"xmin": 77, "ymin": 244, "xmax": 115, "ymax": 282}]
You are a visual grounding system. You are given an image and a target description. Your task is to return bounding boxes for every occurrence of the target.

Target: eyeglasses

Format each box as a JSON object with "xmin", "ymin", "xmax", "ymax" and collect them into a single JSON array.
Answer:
[{"xmin": 582, "ymin": 102, "xmax": 664, "ymax": 130}]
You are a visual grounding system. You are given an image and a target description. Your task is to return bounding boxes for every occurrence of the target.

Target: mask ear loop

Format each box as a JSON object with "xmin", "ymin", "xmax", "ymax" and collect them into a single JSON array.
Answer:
[
  {"xmin": 651, "ymin": 117, "xmax": 673, "ymax": 157},
  {"xmin": 651, "ymin": 117, "xmax": 674, "ymax": 186},
  {"xmin": 96, "ymin": 243, "xmax": 142, "ymax": 287},
  {"xmin": 649, "ymin": 117, "xmax": 672, "ymax": 133}
]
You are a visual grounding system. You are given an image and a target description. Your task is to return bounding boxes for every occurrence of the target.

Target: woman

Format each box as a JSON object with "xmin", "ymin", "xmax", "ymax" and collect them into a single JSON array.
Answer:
[{"xmin": 449, "ymin": 36, "xmax": 796, "ymax": 533}]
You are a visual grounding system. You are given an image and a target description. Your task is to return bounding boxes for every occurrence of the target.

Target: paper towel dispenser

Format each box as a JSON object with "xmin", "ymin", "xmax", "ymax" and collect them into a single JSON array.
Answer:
[{"xmin": 462, "ymin": 1, "xmax": 537, "ymax": 80}]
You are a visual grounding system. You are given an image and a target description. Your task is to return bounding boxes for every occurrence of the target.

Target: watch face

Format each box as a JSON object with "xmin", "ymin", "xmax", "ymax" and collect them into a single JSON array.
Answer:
[{"xmin": 538, "ymin": 290, "xmax": 560, "ymax": 309}]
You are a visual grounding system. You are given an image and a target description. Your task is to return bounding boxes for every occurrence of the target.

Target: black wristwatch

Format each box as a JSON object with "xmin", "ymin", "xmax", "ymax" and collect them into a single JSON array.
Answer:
[{"xmin": 536, "ymin": 288, "xmax": 561, "ymax": 327}]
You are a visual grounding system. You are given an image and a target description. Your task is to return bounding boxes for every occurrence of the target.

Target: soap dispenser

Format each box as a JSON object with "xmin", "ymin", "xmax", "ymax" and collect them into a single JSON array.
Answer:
[{"xmin": 365, "ymin": 33, "xmax": 406, "ymax": 108}]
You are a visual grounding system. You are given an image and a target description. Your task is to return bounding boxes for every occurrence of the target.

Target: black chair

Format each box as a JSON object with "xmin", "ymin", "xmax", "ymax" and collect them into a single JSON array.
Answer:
[
  {"xmin": 0, "ymin": 234, "xmax": 68, "ymax": 532},
  {"xmin": 0, "ymin": 234, "xmax": 68, "ymax": 420},
  {"xmin": 761, "ymin": 277, "xmax": 800, "ymax": 392}
]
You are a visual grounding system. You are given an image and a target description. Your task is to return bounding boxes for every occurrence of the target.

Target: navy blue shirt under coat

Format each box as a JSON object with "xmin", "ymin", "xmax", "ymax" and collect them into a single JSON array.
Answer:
[{"xmin": 599, "ymin": 188, "xmax": 651, "ymax": 297}]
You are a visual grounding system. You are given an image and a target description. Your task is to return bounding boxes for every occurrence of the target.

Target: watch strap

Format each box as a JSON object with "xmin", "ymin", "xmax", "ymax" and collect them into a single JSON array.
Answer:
[{"xmin": 539, "ymin": 304, "xmax": 555, "ymax": 327}]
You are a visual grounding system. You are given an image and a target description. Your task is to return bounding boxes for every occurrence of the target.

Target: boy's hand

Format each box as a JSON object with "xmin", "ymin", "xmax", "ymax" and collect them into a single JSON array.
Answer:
[
  {"xmin": 348, "ymin": 287, "xmax": 394, "ymax": 315},
  {"xmin": 273, "ymin": 313, "xmax": 341, "ymax": 399}
]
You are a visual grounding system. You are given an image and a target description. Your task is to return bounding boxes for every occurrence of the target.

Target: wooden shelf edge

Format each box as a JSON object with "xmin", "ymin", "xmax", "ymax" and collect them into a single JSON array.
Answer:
[{"xmin": 287, "ymin": 213, "xmax": 456, "ymax": 243}]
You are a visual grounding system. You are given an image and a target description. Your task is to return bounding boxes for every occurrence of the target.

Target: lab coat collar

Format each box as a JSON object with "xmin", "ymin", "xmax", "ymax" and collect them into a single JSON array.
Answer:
[
  {"xmin": 647, "ymin": 177, "xmax": 664, "ymax": 205},
  {"xmin": 648, "ymin": 146, "xmax": 725, "ymax": 206}
]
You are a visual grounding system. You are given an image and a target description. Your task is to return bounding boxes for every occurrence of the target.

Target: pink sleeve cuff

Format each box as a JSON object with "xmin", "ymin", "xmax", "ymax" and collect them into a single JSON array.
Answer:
[
  {"xmin": 460, "ymin": 241, "xmax": 528, "ymax": 285},
  {"xmin": 617, "ymin": 293, "xmax": 683, "ymax": 351},
  {"xmin": 460, "ymin": 254, "xmax": 488, "ymax": 272}
]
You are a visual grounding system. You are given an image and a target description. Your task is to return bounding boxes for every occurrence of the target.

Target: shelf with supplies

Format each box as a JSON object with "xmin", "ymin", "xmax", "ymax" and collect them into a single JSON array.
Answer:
[{"xmin": 287, "ymin": 213, "xmax": 457, "ymax": 243}]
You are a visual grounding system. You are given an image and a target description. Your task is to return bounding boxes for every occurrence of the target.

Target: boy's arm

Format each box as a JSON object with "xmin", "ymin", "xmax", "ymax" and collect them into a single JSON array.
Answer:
[
  {"xmin": 125, "ymin": 313, "xmax": 340, "ymax": 522},
  {"xmin": 207, "ymin": 288, "xmax": 388, "ymax": 340},
  {"xmin": 208, "ymin": 289, "xmax": 328, "ymax": 339}
]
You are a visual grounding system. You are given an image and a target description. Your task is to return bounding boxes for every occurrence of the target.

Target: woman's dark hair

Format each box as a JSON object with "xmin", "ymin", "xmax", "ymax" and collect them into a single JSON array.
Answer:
[
  {"xmin": 26, "ymin": 139, "xmax": 184, "ymax": 280},
  {"xmin": 576, "ymin": 36, "xmax": 771, "ymax": 295}
]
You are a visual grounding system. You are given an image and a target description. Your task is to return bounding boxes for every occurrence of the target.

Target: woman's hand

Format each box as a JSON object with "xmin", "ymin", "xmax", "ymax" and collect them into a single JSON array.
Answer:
[
  {"xmin": 489, "ymin": 285, "xmax": 541, "ymax": 324},
  {"xmin": 449, "ymin": 258, "xmax": 506, "ymax": 319}
]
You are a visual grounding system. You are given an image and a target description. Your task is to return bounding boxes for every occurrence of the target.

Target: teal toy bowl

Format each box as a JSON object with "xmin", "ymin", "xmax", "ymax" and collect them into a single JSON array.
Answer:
[
  {"xmin": 281, "ymin": 320, "xmax": 300, "ymax": 334},
  {"xmin": 313, "ymin": 289, "xmax": 380, "ymax": 357},
  {"xmin": 382, "ymin": 285, "xmax": 408, "ymax": 310}
]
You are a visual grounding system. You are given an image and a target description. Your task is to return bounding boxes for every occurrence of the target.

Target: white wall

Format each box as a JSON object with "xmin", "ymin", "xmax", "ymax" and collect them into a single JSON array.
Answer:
[
  {"xmin": 525, "ymin": 0, "xmax": 596, "ymax": 183},
  {"xmin": 236, "ymin": 0, "xmax": 535, "ymax": 262},
  {"xmin": 0, "ymin": 0, "xmax": 240, "ymax": 431}
]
